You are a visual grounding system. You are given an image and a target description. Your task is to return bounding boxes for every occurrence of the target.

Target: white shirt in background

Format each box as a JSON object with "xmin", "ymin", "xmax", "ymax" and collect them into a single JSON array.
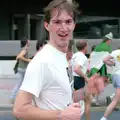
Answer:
[{"xmin": 71, "ymin": 52, "xmax": 88, "ymax": 77}]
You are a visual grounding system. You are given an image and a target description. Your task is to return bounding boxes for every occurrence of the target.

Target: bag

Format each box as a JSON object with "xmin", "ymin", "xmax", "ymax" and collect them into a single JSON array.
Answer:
[{"xmin": 14, "ymin": 60, "xmax": 19, "ymax": 74}]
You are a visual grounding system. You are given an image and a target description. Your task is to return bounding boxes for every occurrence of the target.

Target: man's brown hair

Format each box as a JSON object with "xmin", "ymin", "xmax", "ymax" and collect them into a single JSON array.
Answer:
[
  {"xmin": 44, "ymin": 0, "xmax": 79, "ymax": 23},
  {"xmin": 76, "ymin": 40, "xmax": 87, "ymax": 51}
]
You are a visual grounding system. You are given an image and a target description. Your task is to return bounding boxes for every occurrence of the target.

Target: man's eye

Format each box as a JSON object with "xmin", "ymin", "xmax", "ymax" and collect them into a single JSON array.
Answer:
[
  {"xmin": 55, "ymin": 20, "xmax": 61, "ymax": 24},
  {"xmin": 66, "ymin": 20, "xmax": 72, "ymax": 24}
]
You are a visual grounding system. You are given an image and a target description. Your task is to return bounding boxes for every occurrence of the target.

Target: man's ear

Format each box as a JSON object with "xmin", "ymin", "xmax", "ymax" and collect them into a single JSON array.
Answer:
[{"xmin": 44, "ymin": 22, "xmax": 49, "ymax": 31}]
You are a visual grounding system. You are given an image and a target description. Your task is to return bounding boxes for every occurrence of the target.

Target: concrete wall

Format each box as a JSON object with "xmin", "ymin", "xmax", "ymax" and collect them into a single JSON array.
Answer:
[
  {"xmin": 0, "ymin": 38, "xmax": 119, "ymax": 76},
  {"xmin": 0, "ymin": 40, "xmax": 37, "ymax": 57},
  {"xmin": 0, "ymin": 39, "xmax": 120, "ymax": 76},
  {"xmin": 0, "ymin": 39, "xmax": 120, "ymax": 56}
]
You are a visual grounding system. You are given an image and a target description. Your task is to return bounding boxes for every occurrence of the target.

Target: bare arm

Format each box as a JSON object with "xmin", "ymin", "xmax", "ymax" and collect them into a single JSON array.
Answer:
[
  {"xmin": 13, "ymin": 90, "xmax": 60, "ymax": 120},
  {"xmin": 13, "ymin": 90, "xmax": 81, "ymax": 120},
  {"xmin": 103, "ymin": 55, "xmax": 115, "ymax": 66},
  {"xmin": 16, "ymin": 50, "xmax": 31, "ymax": 63},
  {"xmin": 74, "ymin": 65, "xmax": 88, "ymax": 82}
]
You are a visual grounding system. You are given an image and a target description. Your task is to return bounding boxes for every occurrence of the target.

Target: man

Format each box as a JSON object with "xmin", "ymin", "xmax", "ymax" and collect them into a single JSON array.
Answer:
[
  {"xmin": 13, "ymin": 0, "xmax": 81, "ymax": 120},
  {"xmin": 70, "ymin": 40, "xmax": 90, "ymax": 119},
  {"xmin": 88, "ymin": 32, "xmax": 113, "ymax": 78},
  {"xmin": 71, "ymin": 40, "xmax": 88, "ymax": 102},
  {"xmin": 87, "ymin": 32, "xmax": 113, "ymax": 108},
  {"xmin": 100, "ymin": 47, "xmax": 120, "ymax": 120}
]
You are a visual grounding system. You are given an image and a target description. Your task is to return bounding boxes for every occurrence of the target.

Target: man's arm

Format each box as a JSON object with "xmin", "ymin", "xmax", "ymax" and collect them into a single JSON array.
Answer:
[
  {"xmin": 13, "ymin": 90, "xmax": 81, "ymax": 120},
  {"xmin": 74, "ymin": 65, "xmax": 89, "ymax": 82},
  {"xmin": 103, "ymin": 55, "xmax": 115, "ymax": 66},
  {"xmin": 13, "ymin": 90, "xmax": 60, "ymax": 120}
]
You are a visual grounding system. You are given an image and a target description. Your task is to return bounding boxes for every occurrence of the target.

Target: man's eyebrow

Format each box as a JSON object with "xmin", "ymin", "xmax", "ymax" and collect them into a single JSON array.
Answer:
[
  {"xmin": 52, "ymin": 19, "xmax": 73, "ymax": 21},
  {"xmin": 66, "ymin": 19, "xmax": 73, "ymax": 21}
]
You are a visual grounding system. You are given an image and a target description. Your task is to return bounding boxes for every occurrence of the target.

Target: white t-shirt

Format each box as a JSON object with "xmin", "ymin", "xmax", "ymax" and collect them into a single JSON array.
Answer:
[
  {"xmin": 20, "ymin": 44, "xmax": 72, "ymax": 110},
  {"xmin": 110, "ymin": 49, "xmax": 120, "ymax": 74},
  {"xmin": 70, "ymin": 52, "xmax": 88, "ymax": 77}
]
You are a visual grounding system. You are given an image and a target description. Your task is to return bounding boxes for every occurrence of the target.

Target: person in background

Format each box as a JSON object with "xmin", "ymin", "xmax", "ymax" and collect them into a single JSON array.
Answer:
[
  {"xmin": 13, "ymin": 0, "xmax": 82, "ymax": 120},
  {"xmin": 33, "ymin": 40, "xmax": 48, "ymax": 57},
  {"xmin": 71, "ymin": 40, "xmax": 88, "ymax": 102},
  {"xmin": 100, "ymin": 46, "xmax": 120, "ymax": 120},
  {"xmin": 36, "ymin": 40, "xmax": 47, "ymax": 51},
  {"xmin": 88, "ymin": 32, "xmax": 113, "ymax": 78},
  {"xmin": 71, "ymin": 40, "xmax": 90, "ymax": 119},
  {"xmin": 87, "ymin": 33, "xmax": 113, "ymax": 107},
  {"xmin": 10, "ymin": 36, "xmax": 31, "ymax": 103}
]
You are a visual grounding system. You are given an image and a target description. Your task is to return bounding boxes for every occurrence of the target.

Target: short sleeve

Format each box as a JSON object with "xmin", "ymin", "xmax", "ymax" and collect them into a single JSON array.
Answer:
[
  {"xmin": 20, "ymin": 58, "xmax": 48, "ymax": 98},
  {"xmin": 75, "ymin": 56, "xmax": 86, "ymax": 67}
]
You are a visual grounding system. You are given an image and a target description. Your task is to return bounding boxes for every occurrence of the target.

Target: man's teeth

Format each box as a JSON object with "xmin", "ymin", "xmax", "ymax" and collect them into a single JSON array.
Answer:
[{"xmin": 59, "ymin": 34, "xmax": 67, "ymax": 37}]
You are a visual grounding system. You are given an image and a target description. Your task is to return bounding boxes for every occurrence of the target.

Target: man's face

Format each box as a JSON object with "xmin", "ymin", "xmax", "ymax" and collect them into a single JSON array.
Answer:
[
  {"xmin": 44, "ymin": 8, "xmax": 75, "ymax": 50},
  {"xmin": 108, "ymin": 39, "xmax": 112, "ymax": 44}
]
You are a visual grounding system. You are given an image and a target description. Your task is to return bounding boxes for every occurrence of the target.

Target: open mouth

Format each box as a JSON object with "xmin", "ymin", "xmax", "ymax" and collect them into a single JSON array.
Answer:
[{"xmin": 58, "ymin": 34, "xmax": 68, "ymax": 37}]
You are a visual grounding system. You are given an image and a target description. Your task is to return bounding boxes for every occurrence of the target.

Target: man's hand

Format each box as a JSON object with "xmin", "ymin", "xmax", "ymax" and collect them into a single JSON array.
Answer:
[{"xmin": 60, "ymin": 103, "xmax": 81, "ymax": 120}]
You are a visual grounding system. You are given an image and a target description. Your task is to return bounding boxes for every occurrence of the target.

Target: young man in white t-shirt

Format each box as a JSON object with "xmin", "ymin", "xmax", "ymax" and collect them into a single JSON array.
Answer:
[
  {"xmin": 100, "ymin": 48, "xmax": 120, "ymax": 120},
  {"xmin": 71, "ymin": 40, "xmax": 88, "ymax": 101},
  {"xmin": 13, "ymin": 0, "xmax": 82, "ymax": 120},
  {"xmin": 71, "ymin": 40, "xmax": 91, "ymax": 119}
]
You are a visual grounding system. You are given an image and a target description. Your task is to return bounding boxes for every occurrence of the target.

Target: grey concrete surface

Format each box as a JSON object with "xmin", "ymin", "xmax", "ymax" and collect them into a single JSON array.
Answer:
[
  {"xmin": 0, "ymin": 111, "xmax": 120, "ymax": 120},
  {"xmin": 0, "ymin": 76, "xmax": 17, "ymax": 108},
  {"xmin": 97, "ymin": 84, "xmax": 115, "ymax": 105}
]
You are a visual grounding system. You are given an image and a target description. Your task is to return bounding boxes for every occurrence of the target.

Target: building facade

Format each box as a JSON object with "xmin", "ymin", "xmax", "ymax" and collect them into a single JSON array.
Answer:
[{"xmin": 0, "ymin": 13, "xmax": 46, "ymax": 40}]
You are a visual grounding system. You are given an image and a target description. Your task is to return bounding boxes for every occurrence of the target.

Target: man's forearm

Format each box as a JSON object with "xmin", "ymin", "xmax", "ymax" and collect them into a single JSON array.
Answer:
[
  {"xmin": 13, "ymin": 104, "xmax": 60, "ymax": 120},
  {"xmin": 104, "ymin": 60, "xmax": 115, "ymax": 66},
  {"xmin": 74, "ymin": 66, "xmax": 87, "ymax": 79},
  {"xmin": 76, "ymin": 69, "xmax": 87, "ymax": 79},
  {"xmin": 103, "ymin": 55, "xmax": 114, "ymax": 66}
]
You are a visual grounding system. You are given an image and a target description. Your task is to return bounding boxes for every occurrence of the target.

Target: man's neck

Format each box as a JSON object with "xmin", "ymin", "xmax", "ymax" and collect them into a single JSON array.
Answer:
[
  {"xmin": 79, "ymin": 50, "xmax": 86, "ymax": 54},
  {"xmin": 48, "ymin": 42, "xmax": 67, "ymax": 53}
]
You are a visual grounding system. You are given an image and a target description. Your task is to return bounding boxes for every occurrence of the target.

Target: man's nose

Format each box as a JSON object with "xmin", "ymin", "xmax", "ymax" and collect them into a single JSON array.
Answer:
[{"xmin": 60, "ymin": 23, "xmax": 68, "ymax": 31}]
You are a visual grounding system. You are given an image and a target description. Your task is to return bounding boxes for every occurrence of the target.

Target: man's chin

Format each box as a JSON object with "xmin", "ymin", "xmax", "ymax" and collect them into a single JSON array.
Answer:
[{"xmin": 57, "ymin": 42, "xmax": 68, "ymax": 49}]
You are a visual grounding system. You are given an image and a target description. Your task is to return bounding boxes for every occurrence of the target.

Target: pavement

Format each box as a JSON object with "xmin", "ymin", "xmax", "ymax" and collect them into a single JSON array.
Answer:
[
  {"xmin": 0, "ymin": 111, "xmax": 120, "ymax": 120},
  {"xmin": 0, "ymin": 75, "xmax": 18, "ymax": 112},
  {"xmin": 0, "ymin": 74, "xmax": 120, "ymax": 114}
]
